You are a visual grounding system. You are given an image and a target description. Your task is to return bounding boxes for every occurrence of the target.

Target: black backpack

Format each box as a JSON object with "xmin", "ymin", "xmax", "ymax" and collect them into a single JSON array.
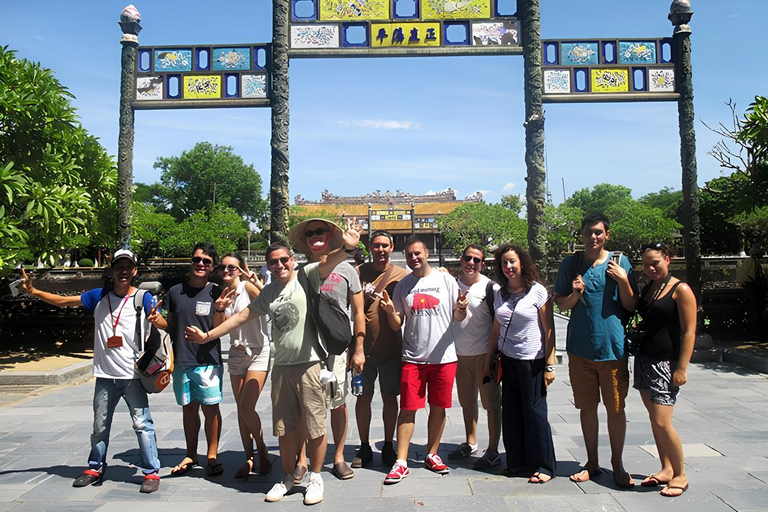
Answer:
[
  {"xmin": 484, "ymin": 280, "xmax": 496, "ymax": 319},
  {"xmin": 297, "ymin": 267, "xmax": 353, "ymax": 357}
]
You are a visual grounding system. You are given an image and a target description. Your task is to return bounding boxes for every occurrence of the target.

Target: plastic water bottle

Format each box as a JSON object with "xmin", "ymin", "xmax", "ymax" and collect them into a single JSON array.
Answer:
[{"xmin": 351, "ymin": 370, "xmax": 364, "ymax": 397}]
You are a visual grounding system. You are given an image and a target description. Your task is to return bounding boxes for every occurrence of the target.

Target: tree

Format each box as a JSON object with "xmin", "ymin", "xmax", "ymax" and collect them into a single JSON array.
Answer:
[
  {"xmin": 133, "ymin": 182, "xmax": 171, "ymax": 213},
  {"xmin": 500, "ymin": 194, "xmax": 525, "ymax": 214},
  {"xmin": 605, "ymin": 200, "xmax": 681, "ymax": 258},
  {"xmin": 130, "ymin": 202, "xmax": 177, "ymax": 264},
  {"xmin": 0, "ymin": 46, "xmax": 117, "ymax": 271},
  {"xmin": 152, "ymin": 142, "xmax": 268, "ymax": 223},
  {"xmin": 543, "ymin": 203, "xmax": 584, "ymax": 261},
  {"xmin": 638, "ymin": 187, "xmax": 683, "ymax": 224},
  {"xmin": 437, "ymin": 202, "xmax": 527, "ymax": 255},
  {"xmin": 564, "ymin": 183, "xmax": 633, "ymax": 216},
  {"xmin": 699, "ymin": 174, "xmax": 751, "ymax": 254}
]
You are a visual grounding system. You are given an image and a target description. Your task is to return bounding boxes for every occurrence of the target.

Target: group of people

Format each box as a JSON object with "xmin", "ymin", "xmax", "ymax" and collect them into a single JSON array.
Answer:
[{"xmin": 18, "ymin": 211, "xmax": 697, "ymax": 502}]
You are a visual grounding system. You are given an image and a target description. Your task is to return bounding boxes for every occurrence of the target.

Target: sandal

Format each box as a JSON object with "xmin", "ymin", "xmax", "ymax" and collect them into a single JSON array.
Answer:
[
  {"xmin": 641, "ymin": 474, "xmax": 670, "ymax": 487},
  {"xmin": 234, "ymin": 459, "xmax": 253, "ymax": 480},
  {"xmin": 171, "ymin": 457, "xmax": 198, "ymax": 476},
  {"xmin": 529, "ymin": 471, "xmax": 553, "ymax": 484},
  {"xmin": 206, "ymin": 462, "xmax": 223, "ymax": 477}
]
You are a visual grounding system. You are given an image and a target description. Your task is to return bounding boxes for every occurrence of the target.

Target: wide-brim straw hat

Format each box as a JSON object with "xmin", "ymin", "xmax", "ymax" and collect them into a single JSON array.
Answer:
[{"xmin": 289, "ymin": 218, "xmax": 344, "ymax": 256}]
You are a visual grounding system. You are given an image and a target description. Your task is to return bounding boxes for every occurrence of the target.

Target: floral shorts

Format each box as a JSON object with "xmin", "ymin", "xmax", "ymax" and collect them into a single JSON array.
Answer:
[{"xmin": 633, "ymin": 355, "xmax": 679, "ymax": 406}]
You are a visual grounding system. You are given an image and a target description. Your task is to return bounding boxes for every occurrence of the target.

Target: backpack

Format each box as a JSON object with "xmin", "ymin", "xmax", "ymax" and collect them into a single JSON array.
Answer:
[
  {"xmin": 297, "ymin": 267, "xmax": 353, "ymax": 357},
  {"xmin": 133, "ymin": 290, "xmax": 174, "ymax": 393},
  {"xmin": 484, "ymin": 280, "xmax": 496, "ymax": 319}
]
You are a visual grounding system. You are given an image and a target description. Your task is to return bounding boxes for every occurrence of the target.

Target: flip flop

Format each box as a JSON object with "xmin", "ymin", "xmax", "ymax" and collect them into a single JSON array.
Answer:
[
  {"xmin": 171, "ymin": 458, "xmax": 198, "ymax": 475},
  {"xmin": 206, "ymin": 462, "xmax": 223, "ymax": 477},
  {"xmin": 569, "ymin": 467, "xmax": 603, "ymax": 482},
  {"xmin": 641, "ymin": 474, "xmax": 670, "ymax": 487},
  {"xmin": 528, "ymin": 471, "xmax": 553, "ymax": 484},
  {"xmin": 660, "ymin": 483, "xmax": 689, "ymax": 497}
]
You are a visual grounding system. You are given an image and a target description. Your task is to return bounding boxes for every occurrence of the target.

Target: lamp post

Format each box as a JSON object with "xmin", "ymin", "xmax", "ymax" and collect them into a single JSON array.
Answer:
[
  {"xmin": 117, "ymin": 4, "xmax": 141, "ymax": 250},
  {"xmin": 670, "ymin": 0, "xmax": 701, "ymax": 301}
]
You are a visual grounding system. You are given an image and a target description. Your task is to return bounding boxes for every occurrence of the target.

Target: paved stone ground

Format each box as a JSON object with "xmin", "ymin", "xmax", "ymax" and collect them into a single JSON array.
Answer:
[{"xmin": 0, "ymin": 317, "xmax": 767, "ymax": 511}]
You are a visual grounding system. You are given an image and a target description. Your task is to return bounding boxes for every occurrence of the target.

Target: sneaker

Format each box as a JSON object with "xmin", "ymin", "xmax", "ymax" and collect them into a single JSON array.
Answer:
[
  {"xmin": 448, "ymin": 442, "xmax": 478, "ymax": 460},
  {"xmin": 384, "ymin": 461, "xmax": 410, "ymax": 484},
  {"xmin": 381, "ymin": 442, "xmax": 397, "ymax": 468},
  {"xmin": 139, "ymin": 473, "xmax": 160, "ymax": 494},
  {"xmin": 303, "ymin": 471, "xmax": 324, "ymax": 505},
  {"xmin": 473, "ymin": 449, "xmax": 502, "ymax": 470},
  {"xmin": 73, "ymin": 469, "xmax": 102, "ymax": 488},
  {"xmin": 265, "ymin": 474, "xmax": 294, "ymax": 502},
  {"xmin": 425, "ymin": 453, "xmax": 449, "ymax": 475},
  {"xmin": 293, "ymin": 464, "xmax": 308, "ymax": 486},
  {"xmin": 351, "ymin": 443, "xmax": 372, "ymax": 468}
]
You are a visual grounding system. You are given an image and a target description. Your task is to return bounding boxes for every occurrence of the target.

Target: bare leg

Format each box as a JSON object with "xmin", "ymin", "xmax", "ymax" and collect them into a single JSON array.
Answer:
[
  {"xmin": 230, "ymin": 374, "xmax": 254, "ymax": 465},
  {"xmin": 396, "ymin": 410, "xmax": 416, "ymax": 461},
  {"xmin": 382, "ymin": 393, "xmax": 399, "ymax": 442},
  {"xmin": 182, "ymin": 402, "xmax": 201, "ymax": 461},
  {"xmin": 236, "ymin": 370, "xmax": 270, "ymax": 471},
  {"xmin": 355, "ymin": 392, "xmax": 373, "ymax": 443},
  {"xmin": 605, "ymin": 402, "xmax": 631, "ymax": 486},
  {"xmin": 279, "ymin": 429, "xmax": 300, "ymax": 475},
  {"xmin": 296, "ymin": 423, "xmax": 308, "ymax": 469},
  {"xmin": 486, "ymin": 408, "xmax": 501, "ymax": 452},
  {"xmin": 308, "ymin": 433, "xmax": 328, "ymax": 474},
  {"xmin": 426, "ymin": 405, "xmax": 447, "ymax": 454},
  {"xmin": 201, "ymin": 404, "xmax": 222, "ymax": 466},
  {"xmin": 461, "ymin": 396, "xmax": 479, "ymax": 447},
  {"xmin": 643, "ymin": 393, "xmax": 686, "ymax": 490},
  {"xmin": 578, "ymin": 404, "xmax": 601, "ymax": 473},
  {"xmin": 330, "ymin": 404, "xmax": 348, "ymax": 464}
]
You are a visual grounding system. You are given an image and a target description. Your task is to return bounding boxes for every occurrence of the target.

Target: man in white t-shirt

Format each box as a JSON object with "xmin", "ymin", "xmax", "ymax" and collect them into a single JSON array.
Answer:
[
  {"xmin": 379, "ymin": 236, "xmax": 463, "ymax": 484},
  {"xmin": 449, "ymin": 244, "xmax": 502, "ymax": 469},
  {"xmin": 20, "ymin": 250, "xmax": 162, "ymax": 493}
]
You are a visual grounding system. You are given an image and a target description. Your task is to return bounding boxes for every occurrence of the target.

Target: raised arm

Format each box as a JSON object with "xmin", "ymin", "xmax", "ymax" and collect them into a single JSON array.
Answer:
[
  {"xmin": 20, "ymin": 269, "xmax": 82, "ymax": 308},
  {"xmin": 185, "ymin": 306, "xmax": 254, "ymax": 344},
  {"xmin": 318, "ymin": 220, "xmax": 362, "ymax": 279}
]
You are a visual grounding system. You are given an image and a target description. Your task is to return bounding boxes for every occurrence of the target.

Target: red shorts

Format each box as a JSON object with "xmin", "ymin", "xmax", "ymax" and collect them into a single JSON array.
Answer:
[{"xmin": 400, "ymin": 361, "xmax": 457, "ymax": 410}]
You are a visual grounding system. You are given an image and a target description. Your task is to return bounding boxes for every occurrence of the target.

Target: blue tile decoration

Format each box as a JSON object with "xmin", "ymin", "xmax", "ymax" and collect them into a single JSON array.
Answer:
[
  {"xmin": 618, "ymin": 41, "xmax": 656, "ymax": 64},
  {"xmin": 154, "ymin": 49, "xmax": 192, "ymax": 72},
  {"xmin": 561, "ymin": 42, "xmax": 598, "ymax": 66},
  {"xmin": 212, "ymin": 48, "xmax": 251, "ymax": 71}
]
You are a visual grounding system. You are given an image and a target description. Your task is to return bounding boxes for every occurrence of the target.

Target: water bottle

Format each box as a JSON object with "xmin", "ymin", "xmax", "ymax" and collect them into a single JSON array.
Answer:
[{"xmin": 351, "ymin": 370, "xmax": 364, "ymax": 397}]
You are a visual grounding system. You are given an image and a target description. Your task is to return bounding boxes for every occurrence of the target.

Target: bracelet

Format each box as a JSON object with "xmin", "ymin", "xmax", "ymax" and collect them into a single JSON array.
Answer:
[
  {"xmin": 544, "ymin": 365, "xmax": 555, "ymax": 373},
  {"xmin": 344, "ymin": 246, "xmax": 357, "ymax": 253},
  {"xmin": 215, "ymin": 308, "xmax": 225, "ymax": 313},
  {"xmin": 205, "ymin": 332, "xmax": 210, "ymax": 340}
]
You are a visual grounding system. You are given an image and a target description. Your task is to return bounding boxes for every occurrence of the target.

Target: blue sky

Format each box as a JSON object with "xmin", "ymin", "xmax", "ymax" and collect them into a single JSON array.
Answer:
[{"xmin": 2, "ymin": 1, "xmax": 766, "ymax": 207}]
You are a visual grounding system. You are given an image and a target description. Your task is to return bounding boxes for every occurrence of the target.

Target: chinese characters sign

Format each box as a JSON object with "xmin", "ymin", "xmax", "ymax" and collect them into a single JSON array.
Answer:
[
  {"xmin": 290, "ymin": 0, "xmax": 519, "ymax": 54},
  {"xmin": 133, "ymin": 44, "xmax": 271, "ymax": 109},
  {"xmin": 541, "ymin": 38, "xmax": 676, "ymax": 101}
]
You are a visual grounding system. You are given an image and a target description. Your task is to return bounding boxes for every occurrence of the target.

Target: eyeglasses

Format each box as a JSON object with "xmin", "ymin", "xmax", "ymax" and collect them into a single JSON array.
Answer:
[
  {"xmin": 268, "ymin": 256, "xmax": 291, "ymax": 266},
  {"xmin": 217, "ymin": 264, "xmax": 239, "ymax": 273},
  {"xmin": 192, "ymin": 256, "xmax": 213, "ymax": 266},
  {"xmin": 462, "ymin": 255, "xmax": 483, "ymax": 264},
  {"xmin": 304, "ymin": 227, "xmax": 329, "ymax": 238}
]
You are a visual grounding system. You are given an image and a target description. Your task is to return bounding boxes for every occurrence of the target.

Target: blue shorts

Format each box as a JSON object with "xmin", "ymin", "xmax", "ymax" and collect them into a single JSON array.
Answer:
[{"xmin": 172, "ymin": 365, "xmax": 224, "ymax": 406}]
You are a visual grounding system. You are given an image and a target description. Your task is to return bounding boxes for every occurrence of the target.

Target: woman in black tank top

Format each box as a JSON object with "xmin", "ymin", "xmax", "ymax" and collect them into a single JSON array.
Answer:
[{"xmin": 634, "ymin": 243, "xmax": 697, "ymax": 497}]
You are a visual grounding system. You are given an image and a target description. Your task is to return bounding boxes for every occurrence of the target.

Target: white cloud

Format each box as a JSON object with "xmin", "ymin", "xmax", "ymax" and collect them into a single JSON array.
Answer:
[
  {"xmin": 501, "ymin": 182, "xmax": 516, "ymax": 192},
  {"xmin": 478, "ymin": 189, "xmax": 491, "ymax": 196},
  {"xmin": 345, "ymin": 119, "xmax": 421, "ymax": 130}
]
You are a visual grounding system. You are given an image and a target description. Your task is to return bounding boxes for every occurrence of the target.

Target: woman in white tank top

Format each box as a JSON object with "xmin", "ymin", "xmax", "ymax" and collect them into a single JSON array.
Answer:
[{"xmin": 217, "ymin": 252, "xmax": 271, "ymax": 478}]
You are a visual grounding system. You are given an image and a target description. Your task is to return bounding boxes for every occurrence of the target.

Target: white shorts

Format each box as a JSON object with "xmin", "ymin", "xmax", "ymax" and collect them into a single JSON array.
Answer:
[{"xmin": 227, "ymin": 344, "xmax": 270, "ymax": 375}]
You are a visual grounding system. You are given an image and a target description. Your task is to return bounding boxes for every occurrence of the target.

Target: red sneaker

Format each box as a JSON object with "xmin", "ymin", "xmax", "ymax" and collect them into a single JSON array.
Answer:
[
  {"xmin": 425, "ymin": 453, "xmax": 449, "ymax": 475},
  {"xmin": 384, "ymin": 462, "xmax": 410, "ymax": 484}
]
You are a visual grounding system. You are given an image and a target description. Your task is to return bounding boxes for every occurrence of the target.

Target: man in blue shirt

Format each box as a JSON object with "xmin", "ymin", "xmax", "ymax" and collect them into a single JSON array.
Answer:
[{"xmin": 554, "ymin": 213, "xmax": 638, "ymax": 488}]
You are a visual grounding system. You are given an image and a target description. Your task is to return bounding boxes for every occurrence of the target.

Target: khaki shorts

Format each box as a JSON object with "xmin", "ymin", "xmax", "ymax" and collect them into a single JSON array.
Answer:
[
  {"xmin": 325, "ymin": 351, "xmax": 349, "ymax": 410},
  {"xmin": 568, "ymin": 353, "xmax": 629, "ymax": 414},
  {"xmin": 361, "ymin": 356, "xmax": 402, "ymax": 396},
  {"xmin": 456, "ymin": 354, "xmax": 502, "ymax": 412},
  {"xmin": 271, "ymin": 362, "xmax": 327, "ymax": 439}
]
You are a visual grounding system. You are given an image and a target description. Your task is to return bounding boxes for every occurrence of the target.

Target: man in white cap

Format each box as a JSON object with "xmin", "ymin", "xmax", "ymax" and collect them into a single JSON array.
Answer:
[
  {"xmin": 288, "ymin": 218, "xmax": 365, "ymax": 481},
  {"xmin": 20, "ymin": 249, "xmax": 162, "ymax": 493}
]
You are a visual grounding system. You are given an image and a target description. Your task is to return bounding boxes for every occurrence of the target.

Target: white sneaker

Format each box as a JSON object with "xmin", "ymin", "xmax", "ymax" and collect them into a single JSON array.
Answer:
[
  {"xmin": 303, "ymin": 471, "xmax": 324, "ymax": 505},
  {"xmin": 265, "ymin": 474, "xmax": 294, "ymax": 502}
]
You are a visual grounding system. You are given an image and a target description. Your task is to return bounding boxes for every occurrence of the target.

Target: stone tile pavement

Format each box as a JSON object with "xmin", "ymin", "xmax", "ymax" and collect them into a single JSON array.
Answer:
[{"xmin": 0, "ymin": 317, "xmax": 767, "ymax": 511}]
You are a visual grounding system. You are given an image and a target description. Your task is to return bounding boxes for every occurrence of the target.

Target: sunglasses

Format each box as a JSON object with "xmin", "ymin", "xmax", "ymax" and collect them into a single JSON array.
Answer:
[
  {"xmin": 217, "ymin": 264, "xmax": 239, "ymax": 273},
  {"xmin": 191, "ymin": 256, "xmax": 213, "ymax": 266},
  {"xmin": 462, "ymin": 255, "xmax": 483, "ymax": 264},
  {"xmin": 268, "ymin": 256, "xmax": 291, "ymax": 266},
  {"xmin": 304, "ymin": 227, "xmax": 329, "ymax": 238}
]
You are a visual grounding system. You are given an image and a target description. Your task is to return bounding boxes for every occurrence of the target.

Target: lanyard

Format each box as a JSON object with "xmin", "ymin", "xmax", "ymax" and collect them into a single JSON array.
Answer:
[{"xmin": 106, "ymin": 293, "xmax": 132, "ymax": 337}]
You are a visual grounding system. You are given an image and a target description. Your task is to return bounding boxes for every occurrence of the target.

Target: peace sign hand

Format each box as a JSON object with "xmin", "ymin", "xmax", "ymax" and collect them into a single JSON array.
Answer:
[
  {"xmin": 19, "ymin": 268, "xmax": 35, "ymax": 295},
  {"xmin": 342, "ymin": 218, "xmax": 362, "ymax": 250},
  {"xmin": 456, "ymin": 289, "xmax": 468, "ymax": 311},
  {"xmin": 215, "ymin": 286, "xmax": 237, "ymax": 312},
  {"xmin": 147, "ymin": 299, "xmax": 164, "ymax": 324},
  {"xmin": 378, "ymin": 289, "xmax": 395, "ymax": 315}
]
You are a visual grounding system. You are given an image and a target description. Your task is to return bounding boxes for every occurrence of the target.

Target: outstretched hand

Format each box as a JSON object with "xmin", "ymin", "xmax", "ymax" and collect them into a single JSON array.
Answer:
[
  {"xmin": 342, "ymin": 218, "xmax": 362, "ymax": 250},
  {"xmin": 184, "ymin": 326, "xmax": 208, "ymax": 344}
]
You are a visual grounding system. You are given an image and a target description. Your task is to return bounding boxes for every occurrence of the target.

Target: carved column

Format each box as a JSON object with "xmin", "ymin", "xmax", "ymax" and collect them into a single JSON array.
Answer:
[
  {"xmin": 117, "ymin": 5, "xmax": 141, "ymax": 250},
  {"xmin": 518, "ymin": 0, "xmax": 547, "ymax": 271},
  {"xmin": 671, "ymin": 1, "xmax": 701, "ymax": 300},
  {"xmin": 270, "ymin": 0, "xmax": 291, "ymax": 243}
]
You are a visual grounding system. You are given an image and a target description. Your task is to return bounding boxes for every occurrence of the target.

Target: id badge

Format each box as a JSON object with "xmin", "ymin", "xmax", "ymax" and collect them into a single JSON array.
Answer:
[
  {"xmin": 107, "ymin": 336, "xmax": 123, "ymax": 348},
  {"xmin": 195, "ymin": 301, "xmax": 212, "ymax": 316}
]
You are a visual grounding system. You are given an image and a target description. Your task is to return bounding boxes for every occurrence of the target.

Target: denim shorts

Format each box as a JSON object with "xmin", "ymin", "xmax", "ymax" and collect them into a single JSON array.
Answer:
[{"xmin": 172, "ymin": 365, "xmax": 224, "ymax": 406}]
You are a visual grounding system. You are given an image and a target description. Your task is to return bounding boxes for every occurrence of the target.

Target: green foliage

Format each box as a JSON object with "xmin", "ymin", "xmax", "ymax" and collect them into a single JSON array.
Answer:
[
  {"xmin": 437, "ymin": 202, "xmax": 527, "ymax": 255},
  {"xmin": 152, "ymin": 142, "xmax": 268, "ymax": 224},
  {"xmin": 131, "ymin": 203, "xmax": 248, "ymax": 260},
  {"xmin": 133, "ymin": 182, "xmax": 171, "ymax": 213},
  {"xmin": 78, "ymin": 258, "xmax": 94, "ymax": 267},
  {"xmin": 564, "ymin": 183, "xmax": 633, "ymax": 215},
  {"xmin": 0, "ymin": 47, "xmax": 117, "ymax": 272},
  {"xmin": 500, "ymin": 194, "xmax": 525, "ymax": 214},
  {"xmin": 733, "ymin": 206, "xmax": 768, "ymax": 245},
  {"xmin": 543, "ymin": 203, "xmax": 583, "ymax": 260},
  {"xmin": 638, "ymin": 187, "xmax": 683, "ymax": 224},
  {"xmin": 605, "ymin": 200, "xmax": 682, "ymax": 258},
  {"xmin": 699, "ymin": 174, "xmax": 750, "ymax": 254}
]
